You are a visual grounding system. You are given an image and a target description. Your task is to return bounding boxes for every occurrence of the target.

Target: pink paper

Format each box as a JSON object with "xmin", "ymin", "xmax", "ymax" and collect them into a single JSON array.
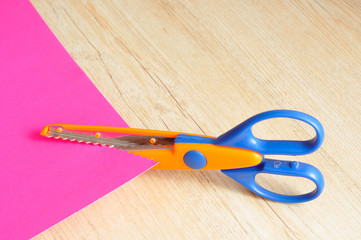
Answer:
[{"xmin": 0, "ymin": 1, "xmax": 156, "ymax": 239}]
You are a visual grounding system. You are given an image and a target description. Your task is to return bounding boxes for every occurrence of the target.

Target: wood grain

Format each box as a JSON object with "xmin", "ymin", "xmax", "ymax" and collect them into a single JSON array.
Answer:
[{"xmin": 30, "ymin": 0, "xmax": 361, "ymax": 239}]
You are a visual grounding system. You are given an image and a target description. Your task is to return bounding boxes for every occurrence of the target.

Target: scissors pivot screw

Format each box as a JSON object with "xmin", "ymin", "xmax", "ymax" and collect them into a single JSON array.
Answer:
[{"xmin": 183, "ymin": 150, "xmax": 207, "ymax": 169}]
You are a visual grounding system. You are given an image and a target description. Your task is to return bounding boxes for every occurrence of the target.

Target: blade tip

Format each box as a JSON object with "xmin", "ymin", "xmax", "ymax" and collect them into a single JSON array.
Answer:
[{"xmin": 40, "ymin": 125, "xmax": 50, "ymax": 136}]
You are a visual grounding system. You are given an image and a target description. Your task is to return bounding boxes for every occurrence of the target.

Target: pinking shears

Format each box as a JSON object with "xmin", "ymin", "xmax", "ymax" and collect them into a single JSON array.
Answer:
[{"xmin": 40, "ymin": 110, "xmax": 324, "ymax": 203}]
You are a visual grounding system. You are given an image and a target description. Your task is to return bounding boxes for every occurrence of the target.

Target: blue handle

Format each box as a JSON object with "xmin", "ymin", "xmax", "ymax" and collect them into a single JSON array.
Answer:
[
  {"xmin": 221, "ymin": 159, "xmax": 324, "ymax": 203},
  {"xmin": 216, "ymin": 110, "xmax": 324, "ymax": 155}
]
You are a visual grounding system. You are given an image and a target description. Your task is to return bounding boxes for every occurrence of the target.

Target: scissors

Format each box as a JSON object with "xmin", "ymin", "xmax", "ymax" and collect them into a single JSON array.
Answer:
[{"xmin": 40, "ymin": 110, "xmax": 324, "ymax": 203}]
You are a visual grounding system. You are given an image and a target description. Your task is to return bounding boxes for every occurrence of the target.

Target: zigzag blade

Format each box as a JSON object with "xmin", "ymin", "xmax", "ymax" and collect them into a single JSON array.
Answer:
[{"xmin": 44, "ymin": 127, "xmax": 174, "ymax": 151}]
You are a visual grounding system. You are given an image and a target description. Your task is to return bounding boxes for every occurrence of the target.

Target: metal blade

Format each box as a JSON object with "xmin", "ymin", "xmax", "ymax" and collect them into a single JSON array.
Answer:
[{"xmin": 44, "ymin": 127, "xmax": 175, "ymax": 151}]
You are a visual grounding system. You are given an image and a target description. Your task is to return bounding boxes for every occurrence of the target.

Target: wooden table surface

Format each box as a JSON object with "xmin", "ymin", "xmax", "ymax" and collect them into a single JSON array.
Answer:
[{"xmin": 31, "ymin": 1, "xmax": 361, "ymax": 239}]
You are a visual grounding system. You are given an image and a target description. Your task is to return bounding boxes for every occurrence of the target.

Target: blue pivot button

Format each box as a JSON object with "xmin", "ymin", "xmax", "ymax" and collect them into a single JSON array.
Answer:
[{"xmin": 183, "ymin": 150, "xmax": 207, "ymax": 169}]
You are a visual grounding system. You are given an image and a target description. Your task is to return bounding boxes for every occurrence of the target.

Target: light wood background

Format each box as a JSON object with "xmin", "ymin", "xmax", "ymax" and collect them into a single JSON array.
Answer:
[{"xmin": 30, "ymin": 0, "xmax": 361, "ymax": 239}]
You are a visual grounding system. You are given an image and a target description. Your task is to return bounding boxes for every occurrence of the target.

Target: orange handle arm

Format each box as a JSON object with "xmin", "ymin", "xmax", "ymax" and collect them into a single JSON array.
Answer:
[{"xmin": 131, "ymin": 143, "xmax": 262, "ymax": 170}]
